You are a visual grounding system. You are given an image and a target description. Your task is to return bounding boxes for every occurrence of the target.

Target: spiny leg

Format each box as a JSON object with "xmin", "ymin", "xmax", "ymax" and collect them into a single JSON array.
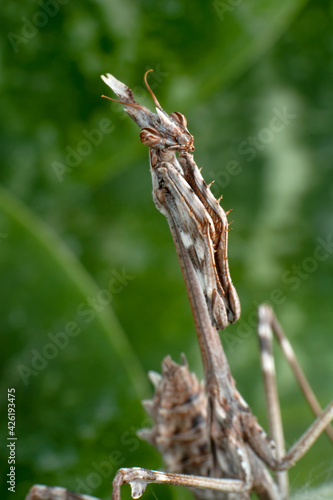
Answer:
[
  {"xmin": 251, "ymin": 306, "xmax": 333, "ymax": 473},
  {"xmin": 257, "ymin": 304, "xmax": 288, "ymax": 498},
  {"xmin": 257, "ymin": 304, "xmax": 333, "ymax": 494},
  {"xmin": 243, "ymin": 399, "xmax": 333, "ymax": 474},
  {"xmin": 268, "ymin": 306, "xmax": 333, "ymax": 443},
  {"xmin": 278, "ymin": 400, "xmax": 333, "ymax": 470},
  {"xmin": 112, "ymin": 467, "xmax": 248, "ymax": 500}
]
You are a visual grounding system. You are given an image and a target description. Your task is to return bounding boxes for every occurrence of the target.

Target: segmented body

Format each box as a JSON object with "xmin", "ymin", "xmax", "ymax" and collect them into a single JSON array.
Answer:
[
  {"xmin": 139, "ymin": 356, "xmax": 210, "ymax": 477},
  {"xmin": 139, "ymin": 356, "xmax": 280, "ymax": 500}
]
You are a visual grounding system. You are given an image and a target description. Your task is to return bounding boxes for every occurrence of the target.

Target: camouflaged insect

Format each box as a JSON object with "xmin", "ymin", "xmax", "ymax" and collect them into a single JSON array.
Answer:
[{"xmin": 101, "ymin": 71, "xmax": 240, "ymax": 330}]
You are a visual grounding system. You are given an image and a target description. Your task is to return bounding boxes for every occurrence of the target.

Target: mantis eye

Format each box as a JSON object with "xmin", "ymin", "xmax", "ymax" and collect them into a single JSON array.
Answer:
[
  {"xmin": 140, "ymin": 128, "xmax": 161, "ymax": 146},
  {"xmin": 169, "ymin": 112, "xmax": 187, "ymax": 128}
]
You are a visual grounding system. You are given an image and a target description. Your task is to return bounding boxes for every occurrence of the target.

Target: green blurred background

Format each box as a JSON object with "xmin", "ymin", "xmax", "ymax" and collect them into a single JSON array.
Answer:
[{"xmin": 1, "ymin": 1, "xmax": 332, "ymax": 499}]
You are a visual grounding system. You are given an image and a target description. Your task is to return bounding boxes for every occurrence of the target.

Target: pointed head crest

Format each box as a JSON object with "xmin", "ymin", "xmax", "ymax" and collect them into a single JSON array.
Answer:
[{"xmin": 101, "ymin": 70, "xmax": 194, "ymax": 152}]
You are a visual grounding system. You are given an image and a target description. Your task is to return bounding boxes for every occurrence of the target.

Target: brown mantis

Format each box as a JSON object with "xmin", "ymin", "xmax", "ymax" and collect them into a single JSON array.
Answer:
[
  {"xmin": 149, "ymin": 150, "xmax": 240, "ymax": 332},
  {"xmin": 101, "ymin": 70, "xmax": 241, "ymax": 332},
  {"xmin": 100, "ymin": 71, "xmax": 333, "ymax": 500},
  {"xmin": 25, "ymin": 71, "xmax": 333, "ymax": 500}
]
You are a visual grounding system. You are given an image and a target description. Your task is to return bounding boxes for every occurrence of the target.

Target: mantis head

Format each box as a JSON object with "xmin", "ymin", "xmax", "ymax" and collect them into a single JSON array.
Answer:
[{"xmin": 101, "ymin": 70, "xmax": 194, "ymax": 153}]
